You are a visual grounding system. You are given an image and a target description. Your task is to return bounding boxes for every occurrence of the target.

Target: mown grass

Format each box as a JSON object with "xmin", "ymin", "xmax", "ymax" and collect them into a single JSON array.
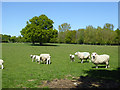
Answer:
[{"xmin": 2, "ymin": 43, "xmax": 118, "ymax": 88}]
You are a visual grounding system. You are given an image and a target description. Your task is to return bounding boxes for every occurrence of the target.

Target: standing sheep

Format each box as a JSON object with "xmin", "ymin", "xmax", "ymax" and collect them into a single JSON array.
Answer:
[
  {"xmin": 91, "ymin": 52, "xmax": 110, "ymax": 68},
  {"xmin": 0, "ymin": 59, "xmax": 4, "ymax": 69},
  {"xmin": 75, "ymin": 52, "xmax": 90, "ymax": 63},
  {"xmin": 39, "ymin": 54, "xmax": 51, "ymax": 64},
  {"xmin": 70, "ymin": 54, "xmax": 75, "ymax": 62}
]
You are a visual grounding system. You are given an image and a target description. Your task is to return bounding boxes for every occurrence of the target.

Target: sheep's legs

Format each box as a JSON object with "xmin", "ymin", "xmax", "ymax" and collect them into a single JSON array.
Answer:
[
  {"xmin": 81, "ymin": 60, "xmax": 83, "ymax": 63},
  {"xmin": 49, "ymin": 60, "xmax": 50, "ymax": 64},
  {"xmin": 38, "ymin": 61, "xmax": 40, "ymax": 64},
  {"xmin": 32, "ymin": 58, "xmax": 34, "ymax": 62},
  {"xmin": 1, "ymin": 65, "xmax": 3, "ymax": 69},
  {"xmin": 71, "ymin": 59, "xmax": 75, "ymax": 62},
  {"xmin": 106, "ymin": 64, "xmax": 109, "ymax": 68},
  {"xmin": 73, "ymin": 59, "xmax": 75, "ymax": 62},
  {"xmin": 46, "ymin": 59, "xmax": 48, "ymax": 64},
  {"xmin": 106, "ymin": 62, "xmax": 109, "ymax": 68}
]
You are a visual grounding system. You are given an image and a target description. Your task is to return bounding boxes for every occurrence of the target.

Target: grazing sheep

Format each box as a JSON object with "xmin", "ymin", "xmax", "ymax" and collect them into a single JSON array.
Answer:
[
  {"xmin": 30, "ymin": 55, "xmax": 36, "ymax": 62},
  {"xmin": 39, "ymin": 54, "xmax": 51, "ymax": 64},
  {"xmin": 30, "ymin": 55, "xmax": 40, "ymax": 62},
  {"xmin": 91, "ymin": 52, "xmax": 110, "ymax": 68},
  {"xmin": 0, "ymin": 59, "xmax": 4, "ymax": 69},
  {"xmin": 75, "ymin": 52, "xmax": 90, "ymax": 63},
  {"xmin": 70, "ymin": 54, "xmax": 75, "ymax": 62},
  {"xmin": 34, "ymin": 55, "xmax": 41, "ymax": 62}
]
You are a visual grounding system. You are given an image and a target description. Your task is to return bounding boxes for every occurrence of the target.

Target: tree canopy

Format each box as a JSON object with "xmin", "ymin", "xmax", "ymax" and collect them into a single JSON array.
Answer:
[{"xmin": 20, "ymin": 14, "xmax": 57, "ymax": 45}]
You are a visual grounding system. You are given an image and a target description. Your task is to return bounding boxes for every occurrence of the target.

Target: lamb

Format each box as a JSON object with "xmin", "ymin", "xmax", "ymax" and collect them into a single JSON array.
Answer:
[
  {"xmin": 74, "ymin": 52, "xmax": 90, "ymax": 63},
  {"xmin": 30, "ymin": 55, "xmax": 40, "ymax": 62},
  {"xmin": 34, "ymin": 55, "xmax": 41, "ymax": 62},
  {"xmin": 39, "ymin": 54, "xmax": 51, "ymax": 64},
  {"xmin": 91, "ymin": 52, "xmax": 110, "ymax": 68},
  {"xmin": 30, "ymin": 55, "xmax": 36, "ymax": 62},
  {"xmin": 70, "ymin": 54, "xmax": 75, "ymax": 62},
  {"xmin": 0, "ymin": 59, "xmax": 4, "ymax": 69}
]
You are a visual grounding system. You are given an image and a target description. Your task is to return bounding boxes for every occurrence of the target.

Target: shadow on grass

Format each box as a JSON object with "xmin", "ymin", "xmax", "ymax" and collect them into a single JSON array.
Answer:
[
  {"xmin": 92, "ymin": 66, "xmax": 106, "ymax": 68},
  {"xmin": 30, "ymin": 43, "xmax": 59, "ymax": 46},
  {"xmin": 78, "ymin": 60, "xmax": 90, "ymax": 63},
  {"xmin": 76, "ymin": 68, "xmax": 120, "ymax": 88}
]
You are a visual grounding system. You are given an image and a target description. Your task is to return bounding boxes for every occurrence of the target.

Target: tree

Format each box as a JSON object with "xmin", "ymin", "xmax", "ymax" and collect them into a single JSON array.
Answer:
[
  {"xmin": 1, "ymin": 34, "xmax": 11, "ymax": 43},
  {"xmin": 16, "ymin": 36, "xmax": 26, "ymax": 43},
  {"xmin": 58, "ymin": 23, "xmax": 71, "ymax": 43},
  {"xmin": 49, "ymin": 29, "xmax": 58, "ymax": 43},
  {"xmin": 103, "ymin": 23, "xmax": 114, "ymax": 31},
  {"xmin": 58, "ymin": 23, "xmax": 71, "ymax": 32},
  {"xmin": 64, "ymin": 30, "xmax": 72, "ymax": 43},
  {"xmin": 103, "ymin": 23, "xmax": 116, "ymax": 45},
  {"xmin": 115, "ymin": 28, "xmax": 120, "ymax": 44},
  {"xmin": 84, "ymin": 25, "xmax": 96, "ymax": 44},
  {"xmin": 76, "ymin": 29, "xmax": 84, "ymax": 44},
  {"xmin": 10, "ymin": 36, "xmax": 17, "ymax": 43},
  {"xmin": 20, "ymin": 14, "xmax": 54, "ymax": 45}
]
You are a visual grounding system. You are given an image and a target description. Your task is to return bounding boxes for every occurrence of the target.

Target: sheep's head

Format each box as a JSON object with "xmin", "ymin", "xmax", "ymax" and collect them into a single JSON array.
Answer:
[
  {"xmin": 70, "ymin": 54, "xmax": 72, "ymax": 56},
  {"xmin": 91, "ymin": 52, "xmax": 97, "ymax": 59},
  {"xmin": 30, "ymin": 55, "xmax": 33, "ymax": 58},
  {"xmin": 74, "ymin": 52, "xmax": 78, "ymax": 55}
]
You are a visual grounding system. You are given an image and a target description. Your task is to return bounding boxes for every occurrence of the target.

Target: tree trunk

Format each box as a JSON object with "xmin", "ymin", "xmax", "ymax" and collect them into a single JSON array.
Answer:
[
  {"xmin": 32, "ymin": 41, "xmax": 35, "ymax": 45},
  {"xmin": 39, "ymin": 42, "xmax": 42, "ymax": 46}
]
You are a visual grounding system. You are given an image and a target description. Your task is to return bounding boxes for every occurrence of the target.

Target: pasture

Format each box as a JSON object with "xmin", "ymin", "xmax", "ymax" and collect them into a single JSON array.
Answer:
[{"xmin": 1, "ymin": 43, "xmax": 119, "ymax": 88}]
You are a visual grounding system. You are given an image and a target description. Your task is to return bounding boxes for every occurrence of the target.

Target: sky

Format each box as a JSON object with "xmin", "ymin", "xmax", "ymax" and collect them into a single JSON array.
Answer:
[{"xmin": 1, "ymin": 2, "xmax": 118, "ymax": 36}]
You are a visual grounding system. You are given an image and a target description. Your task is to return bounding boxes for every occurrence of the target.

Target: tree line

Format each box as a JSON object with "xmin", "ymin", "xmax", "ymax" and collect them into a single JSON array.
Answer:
[
  {"xmin": 58, "ymin": 23, "xmax": 120, "ymax": 45},
  {"xmin": 0, "ymin": 14, "xmax": 120, "ymax": 45}
]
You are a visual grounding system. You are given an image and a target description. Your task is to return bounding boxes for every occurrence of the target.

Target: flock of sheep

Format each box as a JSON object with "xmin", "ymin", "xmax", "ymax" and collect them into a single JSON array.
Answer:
[
  {"xmin": 70, "ymin": 52, "xmax": 110, "ymax": 68},
  {"xmin": 0, "ymin": 52, "xmax": 110, "ymax": 69},
  {"xmin": 30, "ymin": 51, "xmax": 110, "ymax": 69}
]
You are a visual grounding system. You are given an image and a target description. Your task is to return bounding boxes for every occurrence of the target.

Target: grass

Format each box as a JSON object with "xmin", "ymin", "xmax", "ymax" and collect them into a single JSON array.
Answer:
[{"xmin": 1, "ymin": 43, "xmax": 119, "ymax": 88}]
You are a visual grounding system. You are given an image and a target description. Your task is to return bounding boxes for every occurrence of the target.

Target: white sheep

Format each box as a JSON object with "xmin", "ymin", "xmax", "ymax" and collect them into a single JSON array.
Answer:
[
  {"xmin": 91, "ymin": 52, "xmax": 110, "ymax": 68},
  {"xmin": 0, "ymin": 59, "xmax": 4, "ymax": 69},
  {"xmin": 30, "ymin": 55, "xmax": 36, "ymax": 62},
  {"xmin": 75, "ymin": 52, "xmax": 90, "ymax": 63},
  {"xmin": 35, "ymin": 55, "xmax": 41, "ymax": 62},
  {"xmin": 70, "ymin": 54, "xmax": 75, "ymax": 62},
  {"xmin": 30, "ymin": 55, "xmax": 41, "ymax": 62},
  {"xmin": 39, "ymin": 54, "xmax": 51, "ymax": 64}
]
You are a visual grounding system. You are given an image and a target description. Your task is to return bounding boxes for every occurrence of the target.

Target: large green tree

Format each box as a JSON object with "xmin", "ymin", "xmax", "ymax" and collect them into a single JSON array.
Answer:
[{"xmin": 20, "ymin": 14, "xmax": 55, "ymax": 45}]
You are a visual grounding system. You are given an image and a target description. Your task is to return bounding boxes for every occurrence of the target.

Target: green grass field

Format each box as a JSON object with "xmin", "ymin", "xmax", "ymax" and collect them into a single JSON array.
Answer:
[{"xmin": 1, "ymin": 43, "xmax": 119, "ymax": 88}]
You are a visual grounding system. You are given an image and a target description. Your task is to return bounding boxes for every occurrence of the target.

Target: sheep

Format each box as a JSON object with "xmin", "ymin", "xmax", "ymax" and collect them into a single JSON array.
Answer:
[
  {"xmin": 30, "ymin": 55, "xmax": 40, "ymax": 62},
  {"xmin": 74, "ymin": 52, "xmax": 90, "ymax": 63},
  {"xmin": 34, "ymin": 55, "xmax": 41, "ymax": 62},
  {"xmin": 0, "ymin": 59, "xmax": 4, "ymax": 69},
  {"xmin": 70, "ymin": 54, "xmax": 75, "ymax": 62},
  {"xmin": 91, "ymin": 52, "xmax": 110, "ymax": 68},
  {"xmin": 30, "ymin": 55, "xmax": 36, "ymax": 62},
  {"xmin": 39, "ymin": 54, "xmax": 51, "ymax": 64}
]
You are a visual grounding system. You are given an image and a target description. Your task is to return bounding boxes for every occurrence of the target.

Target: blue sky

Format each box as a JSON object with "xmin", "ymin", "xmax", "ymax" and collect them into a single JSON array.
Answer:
[{"xmin": 2, "ymin": 2, "xmax": 118, "ymax": 36}]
